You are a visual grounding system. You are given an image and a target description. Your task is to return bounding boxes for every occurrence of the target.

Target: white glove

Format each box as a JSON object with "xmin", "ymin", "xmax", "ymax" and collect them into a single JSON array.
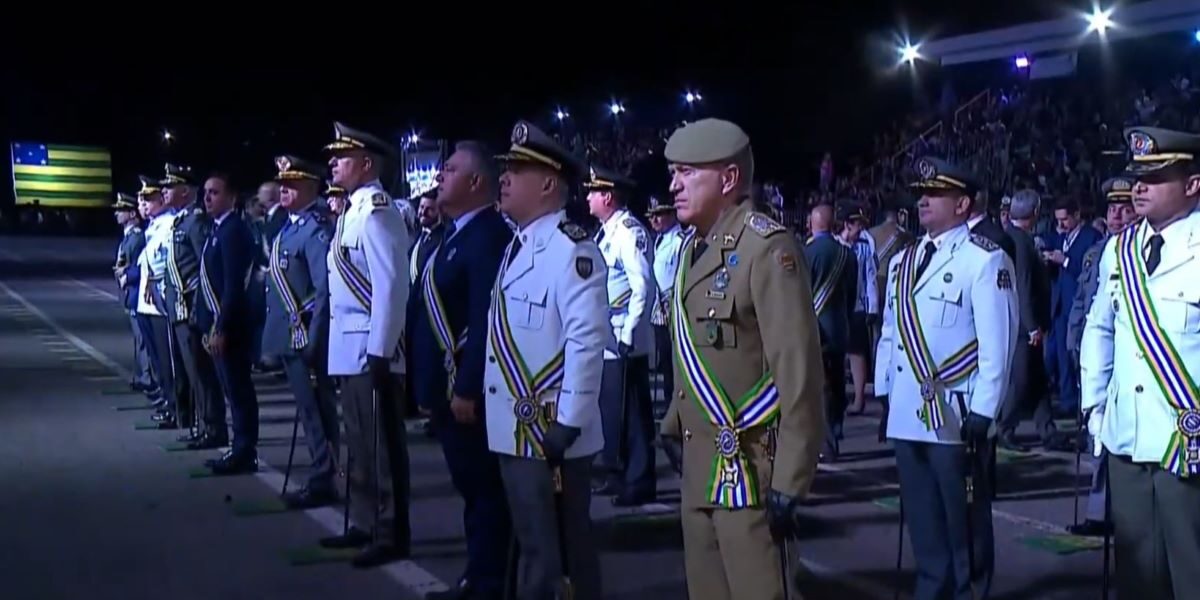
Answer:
[{"xmin": 1087, "ymin": 409, "xmax": 1104, "ymax": 457}]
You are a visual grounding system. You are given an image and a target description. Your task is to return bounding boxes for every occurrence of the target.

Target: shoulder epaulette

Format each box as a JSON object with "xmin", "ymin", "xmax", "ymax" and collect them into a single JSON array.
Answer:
[
  {"xmin": 622, "ymin": 217, "xmax": 640, "ymax": 230},
  {"xmin": 371, "ymin": 193, "xmax": 390, "ymax": 208},
  {"xmin": 969, "ymin": 233, "xmax": 999, "ymax": 252},
  {"xmin": 558, "ymin": 221, "xmax": 589, "ymax": 242},
  {"xmin": 744, "ymin": 212, "xmax": 785, "ymax": 238}
]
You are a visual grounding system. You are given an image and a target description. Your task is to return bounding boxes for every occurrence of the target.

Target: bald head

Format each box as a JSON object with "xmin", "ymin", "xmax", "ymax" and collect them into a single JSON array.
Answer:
[{"xmin": 810, "ymin": 204, "xmax": 834, "ymax": 233}]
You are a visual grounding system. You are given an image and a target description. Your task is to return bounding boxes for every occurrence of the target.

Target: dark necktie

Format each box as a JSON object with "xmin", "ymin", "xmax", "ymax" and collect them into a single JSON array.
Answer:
[
  {"xmin": 505, "ymin": 238, "xmax": 523, "ymax": 268},
  {"xmin": 594, "ymin": 227, "xmax": 606, "ymax": 245},
  {"xmin": 1146, "ymin": 234, "xmax": 1164, "ymax": 275},
  {"xmin": 915, "ymin": 241, "xmax": 937, "ymax": 280},
  {"xmin": 692, "ymin": 239, "xmax": 708, "ymax": 266},
  {"xmin": 443, "ymin": 219, "xmax": 457, "ymax": 241}
]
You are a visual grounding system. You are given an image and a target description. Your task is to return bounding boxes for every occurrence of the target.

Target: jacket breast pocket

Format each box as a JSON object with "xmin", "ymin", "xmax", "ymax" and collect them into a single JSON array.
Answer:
[
  {"xmin": 1158, "ymin": 289, "xmax": 1200, "ymax": 333},
  {"xmin": 695, "ymin": 301, "xmax": 737, "ymax": 349},
  {"xmin": 928, "ymin": 288, "xmax": 963, "ymax": 328},
  {"xmin": 507, "ymin": 286, "xmax": 549, "ymax": 330}
]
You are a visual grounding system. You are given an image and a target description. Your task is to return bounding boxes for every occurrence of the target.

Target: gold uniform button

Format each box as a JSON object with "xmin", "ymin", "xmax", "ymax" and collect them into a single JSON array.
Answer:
[
  {"xmin": 488, "ymin": 355, "xmax": 496, "ymax": 364},
  {"xmin": 1136, "ymin": 351, "xmax": 1144, "ymax": 360},
  {"xmin": 678, "ymin": 390, "xmax": 685, "ymax": 400},
  {"xmin": 897, "ymin": 365, "xmax": 904, "ymax": 372}
]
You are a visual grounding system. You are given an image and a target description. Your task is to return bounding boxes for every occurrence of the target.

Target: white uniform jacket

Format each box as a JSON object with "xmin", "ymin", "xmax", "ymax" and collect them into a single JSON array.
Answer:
[
  {"xmin": 485, "ymin": 210, "xmax": 611, "ymax": 459},
  {"xmin": 874, "ymin": 224, "xmax": 1018, "ymax": 443},
  {"xmin": 651, "ymin": 224, "xmax": 686, "ymax": 326},
  {"xmin": 326, "ymin": 181, "xmax": 411, "ymax": 376},
  {"xmin": 597, "ymin": 208, "xmax": 656, "ymax": 358},
  {"xmin": 1081, "ymin": 208, "xmax": 1200, "ymax": 464}
]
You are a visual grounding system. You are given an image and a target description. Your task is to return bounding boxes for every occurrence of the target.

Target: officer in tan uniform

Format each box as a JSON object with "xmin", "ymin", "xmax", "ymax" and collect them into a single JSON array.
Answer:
[{"xmin": 661, "ymin": 118, "xmax": 825, "ymax": 600}]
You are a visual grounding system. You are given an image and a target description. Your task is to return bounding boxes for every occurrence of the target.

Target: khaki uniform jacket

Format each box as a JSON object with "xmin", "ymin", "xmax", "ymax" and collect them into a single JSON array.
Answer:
[{"xmin": 662, "ymin": 202, "xmax": 825, "ymax": 509}]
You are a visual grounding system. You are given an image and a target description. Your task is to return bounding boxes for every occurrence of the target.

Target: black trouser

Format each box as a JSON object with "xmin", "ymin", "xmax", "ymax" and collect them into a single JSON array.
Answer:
[
  {"xmin": 894, "ymin": 439, "xmax": 995, "ymax": 600},
  {"xmin": 282, "ymin": 353, "xmax": 339, "ymax": 492},
  {"xmin": 340, "ymin": 373, "xmax": 410, "ymax": 547},
  {"xmin": 997, "ymin": 335, "xmax": 1054, "ymax": 440},
  {"xmin": 172, "ymin": 322, "xmax": 222, "ymax": 439},
  {"xmin": 146, "ymin": 315, "xmax": 179, "ymax": 410},
  {"xmin": 822, "ymin": 350, "xmax": 847, "ymax": 457},
  {"xmin": 599, "ymin": 356, "xmax": 656, "ymax": 499},
  {"xmin": 210, "ymin": 331, "xmax": 257, "ymax": 455},
  {"xmin": 653, "ymin": 325, "xmax": 673, "ymax": 413}
]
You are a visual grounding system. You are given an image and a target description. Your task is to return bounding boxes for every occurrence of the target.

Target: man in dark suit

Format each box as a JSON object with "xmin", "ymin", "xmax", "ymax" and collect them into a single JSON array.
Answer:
[
  {"xmin": 803, "ymin": 202, "xmax": 857, "ymax": 460},
  {"xmin": 258, "ymin": 180, "xmax": 288, "ymax": 245},
  {"xmin": 195, "ymin": 172, "xmax": 260, "ymax": 475},
  {"xmin": 1044, "ymin": 199, "xmax": 1102, "ymax": 415},
  {"xmin": 967, "ymin": 190, "xmax": 1016, "ymax": 262},
  {"xmin": 409, "ymin": 142, "xmax": 514, "ymax": 600},
  {"xmin": 996, "ymin": 190, "xmax": 1055, "ymax": 450}
]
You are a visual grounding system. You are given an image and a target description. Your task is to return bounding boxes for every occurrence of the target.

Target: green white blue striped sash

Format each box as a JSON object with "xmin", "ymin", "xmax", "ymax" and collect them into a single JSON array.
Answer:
[{"xmin": 423, "ymin": 249, "xmax": 470, "ymax": 399}]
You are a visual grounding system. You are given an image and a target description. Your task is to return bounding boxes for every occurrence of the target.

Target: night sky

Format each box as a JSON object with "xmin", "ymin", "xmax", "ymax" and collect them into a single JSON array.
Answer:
[{"xmin": 3, "ymin": 1, "xmax": 1108, "ymax": 203}]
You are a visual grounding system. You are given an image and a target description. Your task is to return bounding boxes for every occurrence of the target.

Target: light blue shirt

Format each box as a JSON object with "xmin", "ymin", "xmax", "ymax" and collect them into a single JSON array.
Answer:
[{"xmin": 841, "ymin": 233, "xmax": 879, "ymax": 314}]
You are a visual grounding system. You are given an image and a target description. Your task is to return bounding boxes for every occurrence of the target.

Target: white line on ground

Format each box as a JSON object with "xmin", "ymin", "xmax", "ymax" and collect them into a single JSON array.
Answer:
[
  {"xmin": 817, "ymin": 461, "xmax": 1070, "ymax": 535},
  {"xmin": 86, "ymin": 375, "xmax": 122, "ymax": 382},
  {"xmin": 65, "ymin": 277, "xmax": 120, "ymax": 303},
  {"xmin": 12, "ymin": 278, "xmax": 452, "ymax": 600}
]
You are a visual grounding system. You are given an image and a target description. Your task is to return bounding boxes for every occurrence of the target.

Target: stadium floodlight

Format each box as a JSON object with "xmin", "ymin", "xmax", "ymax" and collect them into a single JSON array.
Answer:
[
  {"xmin": 162, "ymin": 129, "xmax": 174, "ymax": 142},
  {"xmin": 1086, "ymin": 7, "xmax": 1114, "ymax": 34},
  {"xmin": 899, "ymin": 43, "xmax": 920, "ymax": 64},
  {"xmin": 609, "ymin": 102, "xmax": 626, "ymax": 115},
  {"xmin": 1015, "ymin": 55, "xmax": 1031, "ymax": 69},
  {"xmin": 685, "ymin": 91, "xmax": 702, "ymax": 104},
  {"xmin": 1194, "ymin": 29, "xmax": 1200, "ymax": 43},
  {"xmin": 555, "ymin": 108, "xmax": 569, "ymax": 121}
]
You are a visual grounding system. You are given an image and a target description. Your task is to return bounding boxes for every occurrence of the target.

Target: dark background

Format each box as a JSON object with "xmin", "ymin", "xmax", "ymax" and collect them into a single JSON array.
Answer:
[{"xmin": 0, "ymin": 1, "xmax": 1165, "ymax": 202}]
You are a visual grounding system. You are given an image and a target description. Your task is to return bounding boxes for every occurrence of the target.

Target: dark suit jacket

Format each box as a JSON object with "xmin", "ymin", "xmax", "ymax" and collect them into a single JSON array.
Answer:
[
  {"xmin": 407, "ymin": 206, "xmax": 513, "ymax": 414},
  {"xmin": 195, "ymin": 212, "xmax": 256, "ymax": 337},
  {"xmin": 1006, "ymin": 225, "xmax": 1051, "ymax": 336},
  {"xmin": 802, "ymin": 233, "xmax": 857, "ymax": 354},
  {"xmin": 116, "ymin": 225, "xmax": 146, "ymax": 311},
  {"xmin": 971, "ymin": 216, "xmax": 1016, "ymax": 262},
  {"xmin": 1047, "ymin": 225, "xmax": 1103, "ymax": 321}
]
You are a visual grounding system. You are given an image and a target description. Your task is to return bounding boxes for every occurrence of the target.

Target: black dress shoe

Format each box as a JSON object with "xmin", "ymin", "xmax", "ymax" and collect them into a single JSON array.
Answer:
[
  {"xmin": 205, "ymin": 450, "xmax": 234, "ymax": 468},
  {"xmin": 188, "ymin": 436, "xmax": 228, "ymax": 450},
  {"xmin": 351, "ymin": 542, "xmax": 409, "ymax": 569},
  {"xmin": 155, "ymin": 419, "xmax": 178, "ymax": 430},
  {"xmin": 1066, "ymin": 519, "xmax": 1112, "ymax": 537},
  {"xmin": 177, "ymin": 431, "xmax": 202, "ymax": 443},
  {"xmin": 208, "ymin": 452, "xmax": 257, "ymax": 476},
  {"xmin": 152, "ymin": 410, "xmax": 172, "ymax": 422},
  {"xmin": 319, "ymin": 528, "xmax": 372, "ymax": 549},
  {"xmin": 282, "ymin": 487, "xmax": 337, "ymax": 510}
]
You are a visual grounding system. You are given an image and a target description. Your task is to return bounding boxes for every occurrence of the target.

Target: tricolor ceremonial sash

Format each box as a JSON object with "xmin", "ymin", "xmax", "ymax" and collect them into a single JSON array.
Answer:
[
  {"xmin": 423, "ymin": 251, "xmax": 470, "ymax": 399},
  {"xmin": 673, "ymin": 232, "xmax": 780, "ymax": 508},
  {"xmin": 1116, "ymin": 225, "xmax": 1200, "ymax": 476},
  {"xmin": 166, "ymin": 237, "xmax": 195, "ymax": 320},
  {"xmin": 199, "ymin": 243, "xmax": 220, "ymax": 340},
  {"xmin": 812, "ymin": 246, "xmax": 848, "ymax": 316},
  {"xmin": 894, "ymin": 244, "xmax": 980, "ymax": 432},
  {"xmin": 269, "ymin": 232, "xmax": 316, "ymax": 351},
  {"xmin": 610, "ymin": 288, "xmax": 632, "ymax": 311},
  {"xmin": 331, "ymin": 215, "xmax": 372, "ymax": 311},
  {"xmin": 489, "ymin": 240, "xmax": 566, "ymax": 459}
]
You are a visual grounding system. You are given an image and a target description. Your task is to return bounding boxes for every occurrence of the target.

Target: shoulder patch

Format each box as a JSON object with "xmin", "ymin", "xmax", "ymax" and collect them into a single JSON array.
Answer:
[
  {"xmin": 371, "ymin": 193, "xmax": 390, "ymax": 208},
  {"xmin": 970, "ymin": 233, "xmax": 1000, "ymax": 252},
  {"xmin": 997, "ymin": 268, "xmax": 1012, "ymax": 290},
  {"xmin": 558, "ymin": 221, "xmax": 589, "ymax": 242},
  {"xmin": 575, "ymin": 256, "xmax": 594, "ymax": 279},
  {"xmin": 745, "ymin": 212, "xmax": 785, "ymax": 237},
  {"xmin": 622, "ymin": 217, "xmax": 639, "ymax": 230}
]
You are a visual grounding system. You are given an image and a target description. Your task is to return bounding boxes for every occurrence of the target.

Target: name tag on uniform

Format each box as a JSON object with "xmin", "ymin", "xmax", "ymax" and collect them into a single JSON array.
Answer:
[{"xmin": 706, "ymin": 290, "xmax": 726, "ymax": 300}]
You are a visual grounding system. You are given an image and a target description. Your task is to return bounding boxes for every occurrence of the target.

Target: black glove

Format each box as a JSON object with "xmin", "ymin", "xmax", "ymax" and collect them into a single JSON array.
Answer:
[
  {"xmin": 877, "ymin": 395, "xmax": 890, "ymax": 443},
  {"xmin": 960, "ymin": 412, "xmax": 992, "ymax": 443},
  {"xmin": 367, "ymin": 354, "xmax": 392, "ymax": 395},
  {"xmin": 542, "ymin": 422, "xmax": 581, "ymax": 464},
  {"xmin": 767, "ymin": 489, "xmax": 801, "ymax": 541},
  {"xmin": 660, "ymin": 434, "xmax": 683, "ymax": 475},
  {"xmin": 617, "ymin": 342, "xmax": 633, "ymax": 358}
]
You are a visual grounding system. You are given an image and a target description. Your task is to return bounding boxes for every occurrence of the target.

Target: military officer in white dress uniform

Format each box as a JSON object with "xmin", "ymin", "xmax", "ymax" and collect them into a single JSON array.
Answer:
[
  {"xmin": 486, "ymin": 120, "xmax": 608, "ymax": 600},
  {"xmin": 1080, "ymin": 127, "xmax": 1200, "ymax": 599},
  {"xmin": 648, "ymin": 196, "xmax": 685, "ymax": 416},
  {"xmin": 875, "ymin": 156, "xmax": 1017, "ymax": 600},
  {"xmin": 586, "ymin": 164, "xmax": 658, "ymax": 505},
  {"xmin": 320, "ymin": 122, "xmax": 413, "ymax": 569}
]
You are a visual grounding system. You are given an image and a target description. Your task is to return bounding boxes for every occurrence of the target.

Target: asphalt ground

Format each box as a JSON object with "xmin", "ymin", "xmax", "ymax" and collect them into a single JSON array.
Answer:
[{"xmin": 0, "ymin": 235, "xmax": 1110, "ymax": 600}]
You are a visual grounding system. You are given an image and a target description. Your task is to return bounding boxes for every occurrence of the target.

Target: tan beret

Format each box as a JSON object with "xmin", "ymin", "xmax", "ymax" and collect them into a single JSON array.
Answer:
[{"xmin": 664, "ymin": 118, "xmax": 751, "ymax": 165}]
